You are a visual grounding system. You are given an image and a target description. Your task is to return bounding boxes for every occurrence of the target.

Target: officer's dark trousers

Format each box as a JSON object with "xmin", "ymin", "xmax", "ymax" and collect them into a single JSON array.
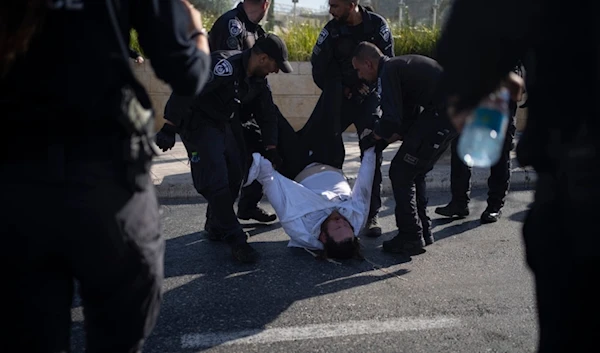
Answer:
[
  {"xmin": 390, "ymin": 110, "xmax": 455, "ymax": 241},
  {"xmin": 524, "ymin": 165, "xmax": 600, "ymax": 352},
  {"xmin": 301, "ymin": 92, "xmax": 384, "ymax": 220},
  {"xmin": 237, "ymin": 111, "xmax": 304, "ymax": 213},
  {"xmin": 450, "ymin": 116, "xmax": 516, "ymax": 208},
  {"xmin": 3, "ymin": 141, "xmax": 164, "ymax": 353},
  {"xmin": 181, "ymin": 120, "xmax": 247, "ymax": 245}
]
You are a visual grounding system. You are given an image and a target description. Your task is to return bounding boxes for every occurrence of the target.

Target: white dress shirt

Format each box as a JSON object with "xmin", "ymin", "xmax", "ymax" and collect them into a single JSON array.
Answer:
[{"xmin": 253, "ymin": 147, "xmax": 376, "ymax": 250}]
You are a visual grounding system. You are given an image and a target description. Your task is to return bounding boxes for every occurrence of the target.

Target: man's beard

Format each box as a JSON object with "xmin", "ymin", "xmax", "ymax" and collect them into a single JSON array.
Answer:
[{"xmin": 335, "ymin": 12, "xmax": 350, "ymax": 24}]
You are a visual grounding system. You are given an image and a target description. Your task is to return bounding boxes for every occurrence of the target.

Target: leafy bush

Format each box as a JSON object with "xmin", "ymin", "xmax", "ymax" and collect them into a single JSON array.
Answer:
[{"xmin": 130, "ymin": 20, "xmax": 441, "ymax": 61}]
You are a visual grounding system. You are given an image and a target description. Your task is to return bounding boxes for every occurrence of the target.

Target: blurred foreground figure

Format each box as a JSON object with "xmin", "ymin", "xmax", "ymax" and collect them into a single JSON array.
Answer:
[
  {"xmin": 436, "ymin": 0, "xmax": 600, "ymax": 352},
  {"xmin": 0, "ymin": 0, "xmax": 210, "ymax": 351}
]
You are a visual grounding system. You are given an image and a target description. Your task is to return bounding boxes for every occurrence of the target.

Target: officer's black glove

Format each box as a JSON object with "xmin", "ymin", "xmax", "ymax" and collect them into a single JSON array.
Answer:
[
  {"xmin": 359, "ymin": 128, "xmax": 378, "ymax": 152},
  {"xmin": 263, "ymin": 148, "xmax": 283, "ymax": 170},
  {"xmin": 155, "ymin": 123, "xmax": 177, "ymax": 152}
]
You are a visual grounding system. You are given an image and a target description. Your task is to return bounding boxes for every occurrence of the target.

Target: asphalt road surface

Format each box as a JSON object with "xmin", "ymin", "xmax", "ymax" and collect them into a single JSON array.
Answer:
[{"xmin": 71, "ymin": 189, "xmax": 538, "ymax": 353}]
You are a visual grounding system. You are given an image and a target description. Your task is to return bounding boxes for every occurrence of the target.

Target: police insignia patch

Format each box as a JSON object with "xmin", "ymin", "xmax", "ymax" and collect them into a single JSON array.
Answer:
[
  {"xmin": 317, "ymin": 28, "xmax": 329, "ymax": 45},
  {"xmin": 227, "ymin": 36, "xmax": 239, "ymax": 49},
  {"xmin": 379, "ymin": 25, "xmax": 391, "ymax": 42},
  {"xmin": 229, "ymin": 19, "xmax": 243, "ymax": 36},
  {"xmin": 214, "ymin": 59, "xmax": 233, "ymax": 76}
]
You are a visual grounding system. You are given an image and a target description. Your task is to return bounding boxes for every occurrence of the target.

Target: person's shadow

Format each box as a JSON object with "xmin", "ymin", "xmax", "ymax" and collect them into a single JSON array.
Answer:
[{"xmin": 138, "ymin": 231, "xmax": 411, "ymax": 352}]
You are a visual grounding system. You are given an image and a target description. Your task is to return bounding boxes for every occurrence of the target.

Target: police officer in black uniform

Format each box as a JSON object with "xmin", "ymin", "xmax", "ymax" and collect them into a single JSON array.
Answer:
[
  {"xmin": 0, "ymin": 0, "xmax": 211, "ymax": 351},
  {"xmin": 162, "ymin": 34, "xmax": 293, "ymax": 264},
  {"xmin": 207, "ymin": 0, "xmax": 281, "ymax": 224},
  {"xmin": 435, "ymin": 82, "xmax": 519, "ymax": 223},
  {"xmin": 301, "ymin": 0, "xmax": 394, "ymax": 238},
  {"xmin": 352, "ymin": 42, "xmax": 456, "ymax": 255}
]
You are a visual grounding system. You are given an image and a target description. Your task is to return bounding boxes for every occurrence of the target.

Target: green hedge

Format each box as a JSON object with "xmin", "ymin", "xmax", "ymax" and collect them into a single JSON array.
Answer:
[{"xmin": 130, "ymin": 21, "xmax": 440, "ymax": 61}]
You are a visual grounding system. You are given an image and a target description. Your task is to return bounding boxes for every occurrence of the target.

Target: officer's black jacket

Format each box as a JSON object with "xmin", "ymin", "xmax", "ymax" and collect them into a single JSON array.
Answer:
[
  {"xmin": 375, "ymin": 55, "xmax": 444, "ymax": 139},
  {"xmin": 435, "ymin": 0, "xmax": 600, "ymax": 171},
  {"xmin": 209, "ymin": 2, "xmax": 266, "ymax": 51},
  {"xmin": 0, "ymin": 0, "xmax": 210, "ymax": 133},
  {"xmin": 311, "ymin": 6, "xmax": 394, "ymax": 91},
  {"xmin": 187, "ymin": 50, "xmax": 278, "ymax": 146}
]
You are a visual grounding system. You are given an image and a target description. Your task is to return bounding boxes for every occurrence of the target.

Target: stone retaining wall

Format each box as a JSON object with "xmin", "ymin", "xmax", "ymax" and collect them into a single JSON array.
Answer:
[{"xmin": 131, "ymin": 60, "xmax": 527, "ymax": 133}]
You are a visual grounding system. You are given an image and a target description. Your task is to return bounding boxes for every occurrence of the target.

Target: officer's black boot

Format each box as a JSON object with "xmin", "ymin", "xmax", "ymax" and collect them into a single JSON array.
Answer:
[
  {"xmin": 434, "ymin": 200, "xmax": 469, "ymax": 218},
  {"xmin": 237, "ymin": 206, "xmax": 277, "ymax": 223},
  {"xmin": 237, "ymin": 181, "xmax": 277, "ymax": 223},
  {"xmin": 360, "ymin": 216, "xmax": 382, "ymax": 238},
  {"xmin": 227, "ymin": 231, "xmax": 259, "ymax": 263},
  {"xmin": 382, "ymin": 233, "xmax": 426, "ymax": 256},
  {"xmin": 481, "ymin": 205, "xmax": 502, "ymax": 224}
]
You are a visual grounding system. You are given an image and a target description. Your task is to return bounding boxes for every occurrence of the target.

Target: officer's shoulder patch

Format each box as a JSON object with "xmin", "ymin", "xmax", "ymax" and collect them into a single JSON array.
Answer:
[
  {"xmin": 379, "ymin": 24, "xmax": 391, "ymax": 42},
  {"xmin": 229, "ymin": 19, "xmax": 243, "ymax": 37},
  {"xmin": 317, "ymin": 28, "xmax": 329, "ymax": 45},
  {"xmin": 227, "ymin": 36, "xmax": 239, "ymax": 49},
  {"xmin": 214, "ymin": 59, "xmax": 234, "ymax": 77}
]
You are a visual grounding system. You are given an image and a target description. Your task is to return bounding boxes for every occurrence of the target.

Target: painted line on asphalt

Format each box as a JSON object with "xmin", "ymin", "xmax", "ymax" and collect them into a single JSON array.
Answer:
[{"xmin": 181, "ymin": 316, "xmax": 460, "ymax": 349}]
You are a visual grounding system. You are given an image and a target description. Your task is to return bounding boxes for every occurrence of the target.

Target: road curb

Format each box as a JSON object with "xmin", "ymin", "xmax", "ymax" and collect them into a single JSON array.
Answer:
[{"xmin": 154, "ymin": 168, "xmax": 537, "ymax": 200}]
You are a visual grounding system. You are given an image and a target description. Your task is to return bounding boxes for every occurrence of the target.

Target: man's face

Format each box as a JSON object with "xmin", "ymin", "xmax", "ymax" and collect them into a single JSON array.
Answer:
[
  {"xmin": 256, "ymin": 0, "xmax": 271, "ymax": 23},
  {"xmin": 329, "ymin": 0, "xmax": 353, "ymax": 23},
  {"xmin": 253, "ymin": 54, "xmax": 279, "ymax": 78},
  {"xmin": 352, "ymin": 57, "xmax": 377, "ymax": 83},
  {"xmin": 323, "ymin": 211, "xmax": 354, "ymax": 243}
]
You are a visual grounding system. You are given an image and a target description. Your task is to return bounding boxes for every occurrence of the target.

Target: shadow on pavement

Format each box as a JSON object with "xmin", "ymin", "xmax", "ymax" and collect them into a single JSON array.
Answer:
[{"xmin": 140, "ymin": 231, "xmax": 410, "ymax": 351}]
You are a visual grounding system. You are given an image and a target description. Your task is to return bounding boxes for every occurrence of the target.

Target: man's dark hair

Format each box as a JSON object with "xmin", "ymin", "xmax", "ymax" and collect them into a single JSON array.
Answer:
[
  {"xmin": 319, "ymin": 214, "xmax": 362, "ymax": 260},
  {"xmin": 245, "ymin": 0, "xmax": 267, "ymax": 5},
  {"xmin": 352, "ymin": 41, "xmax": 383, "ymax": 62},
  {"xmin": 323, "ymin": 236, "xmax": 362, "ymax": 260}
]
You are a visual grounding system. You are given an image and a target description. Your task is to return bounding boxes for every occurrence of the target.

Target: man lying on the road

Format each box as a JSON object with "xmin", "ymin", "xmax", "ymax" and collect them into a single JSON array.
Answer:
[{"xmin": 244, "ymin": 136, "xmax": 379, "ymax": 260}]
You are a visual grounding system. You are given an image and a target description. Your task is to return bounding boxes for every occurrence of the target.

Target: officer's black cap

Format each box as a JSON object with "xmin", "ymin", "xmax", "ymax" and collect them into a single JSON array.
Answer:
[{"xmin": 255, "ymin": 34, "xmax": 293, "ymax": 73}]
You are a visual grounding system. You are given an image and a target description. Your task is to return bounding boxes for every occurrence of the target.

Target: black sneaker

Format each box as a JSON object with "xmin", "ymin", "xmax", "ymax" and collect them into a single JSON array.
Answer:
[
  {"xmin": 435, "ymin": 202, "xmax": 469, "ymax": 218},
  {"xmin": 382, "ymin": 235, "xmax": 426, "ymax": 256},
  {"xmin": 231, "ymin": 242, "xmax": 259, "ymax": 263},
  {"xmin": 237, "ymin": 206, "xmax": 277, "ymax": 223},
  {"xmin": 360, "ymin": 216, "xmax": 382, "ymax": 238},
  {"xmin": 481, "ymin": 207, "xmax": 502, "ymax": 224}
]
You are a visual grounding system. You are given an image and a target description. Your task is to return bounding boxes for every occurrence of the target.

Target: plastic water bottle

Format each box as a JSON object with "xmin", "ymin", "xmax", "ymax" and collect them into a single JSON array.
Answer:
[{"xmin": 457, "ymin": 87, "xmax": 510, "ymax": 168}]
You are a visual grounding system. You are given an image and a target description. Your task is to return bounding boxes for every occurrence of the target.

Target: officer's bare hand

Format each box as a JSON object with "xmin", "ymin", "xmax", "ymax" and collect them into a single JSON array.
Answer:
[
  {"xmin": 502, "ymin": 71, "xmax": 525, "ymax": 102},
  {"xmin": 357, "ymin": 83, "xmax": 371, "ymax": 96},
  {"xmin": 134, "ymin": 56, "xmax": 144, "ymax": 64},
  {"xmin": 181, "ymin": 0, "xmax": 210, "ymax": 54},
  {"xmin": 181, "ymin": 0, "xmax": 203, "ymax": 32},
  {"xmin": 448, "ymin": 72, "xmax": 525, "ymax": 133}
]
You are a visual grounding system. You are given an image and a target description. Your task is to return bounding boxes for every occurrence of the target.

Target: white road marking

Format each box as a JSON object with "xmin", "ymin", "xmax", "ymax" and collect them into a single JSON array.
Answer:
[{"xmin": 181, "ymin": 316, "xmax": 460, "ymax": 348}]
